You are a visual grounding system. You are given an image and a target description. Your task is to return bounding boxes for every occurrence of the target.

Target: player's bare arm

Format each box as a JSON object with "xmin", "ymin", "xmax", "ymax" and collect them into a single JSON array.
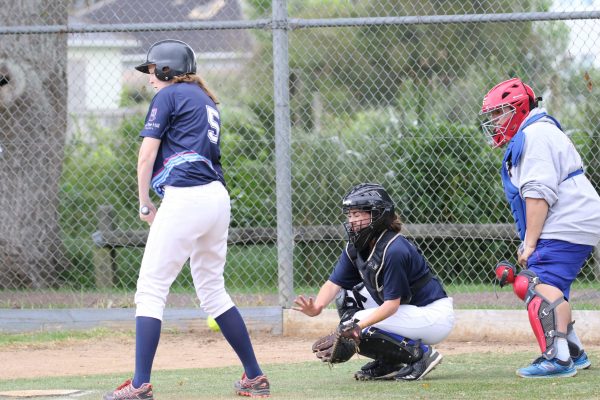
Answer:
[
  {"xmin": 137, "ymin": 137, "xmax": 160, "ymax": 223},
  {"xmin": 519, "ymin": 197, "xmax": 549, "ymax": 266},
  {"xmin": 293, "ymin": 280, "xmax": 340, "ymax": 317},
  {"xmin": 355, "ymin": 298, "xmax": 400, "ymax": 329}
]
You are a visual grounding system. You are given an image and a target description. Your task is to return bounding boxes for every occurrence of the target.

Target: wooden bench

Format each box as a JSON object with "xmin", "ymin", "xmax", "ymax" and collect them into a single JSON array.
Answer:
[{"xmin": 91, "ymin": 204, "xmax": 525, "ymax": 288}]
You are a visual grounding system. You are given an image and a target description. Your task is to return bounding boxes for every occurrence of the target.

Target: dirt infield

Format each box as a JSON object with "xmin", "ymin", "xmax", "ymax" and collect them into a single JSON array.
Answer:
[
  {"xmin": 2, "ymin": 289, "xmax": 599, "ymax": 380},
  {"xmin": 2, "ymin": 329, "xmax": 599, "ymax": 380}
]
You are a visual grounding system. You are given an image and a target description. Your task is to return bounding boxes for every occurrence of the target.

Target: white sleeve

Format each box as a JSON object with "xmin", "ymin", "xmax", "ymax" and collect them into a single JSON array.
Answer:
[{"xmin": 516, "ymin": 124, "xmax": 560, "ymax": 207}]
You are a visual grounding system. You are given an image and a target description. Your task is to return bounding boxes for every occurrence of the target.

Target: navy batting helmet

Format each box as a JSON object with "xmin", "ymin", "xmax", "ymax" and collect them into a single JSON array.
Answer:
[
  {"xmin": 135, "ymin": 39, "xmax": 197, "ymax": 81},
  {"xmin": 342, "ymin": 183, "xmax": 395, "ymax": 251}
]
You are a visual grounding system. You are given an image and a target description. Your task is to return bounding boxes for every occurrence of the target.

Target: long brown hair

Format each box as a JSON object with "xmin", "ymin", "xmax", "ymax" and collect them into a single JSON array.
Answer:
[
  {"xmin": 388, "ymin": 213, "xmax": 403, "ymax": 233},
  {"xmin": 172, "ymin": 74, "xmax": 219, "ymax": 104},
  {"xmin": 365, "ymin": 213, "xmax": 403, "ymax": 250}
]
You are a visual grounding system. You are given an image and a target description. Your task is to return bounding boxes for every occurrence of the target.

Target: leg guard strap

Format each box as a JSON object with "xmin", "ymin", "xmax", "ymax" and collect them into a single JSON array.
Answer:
[
  {"xmin": 566, "ymin": 320, "xmax": 583, "ymax": 358},
  {"xmin": 358, "ymin": 327, "xmax": 423, "ymax": 365}
]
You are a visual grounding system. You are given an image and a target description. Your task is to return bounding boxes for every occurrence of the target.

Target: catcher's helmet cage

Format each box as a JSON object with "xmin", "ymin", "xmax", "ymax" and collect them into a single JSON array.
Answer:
[
  {"xmin": 135, "ymin": 39, "xmax": 197, "ymax": 81},
  {"xmin": 342, "ymin": 183, "xmax": 395, "ymax": 252},
  {"xmin": 480, "ymin": 77, "xmax": 538, "ymax": 147}
]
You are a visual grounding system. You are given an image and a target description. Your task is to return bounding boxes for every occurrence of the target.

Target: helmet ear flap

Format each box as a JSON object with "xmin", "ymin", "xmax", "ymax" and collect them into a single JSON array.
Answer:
[{"xmin": 155, "ymin": 64, "xmax": 174, "ymax": 81}]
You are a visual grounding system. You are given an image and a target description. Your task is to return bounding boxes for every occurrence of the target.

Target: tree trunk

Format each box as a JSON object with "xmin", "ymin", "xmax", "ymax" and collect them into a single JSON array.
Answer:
[{"xmin": 0, "ymin": 0, "xmax": 68, "ymax": 288}]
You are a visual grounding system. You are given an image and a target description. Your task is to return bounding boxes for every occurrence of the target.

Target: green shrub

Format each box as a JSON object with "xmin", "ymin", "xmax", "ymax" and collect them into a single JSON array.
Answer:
[{"xmin": 58, "ymin": 105, "xmax": 560, "ymax": 291}]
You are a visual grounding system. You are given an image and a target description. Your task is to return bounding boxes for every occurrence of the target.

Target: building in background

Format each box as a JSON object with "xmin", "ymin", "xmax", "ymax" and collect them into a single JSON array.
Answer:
[
  {"xmin": 67, "ymin": 0, "xmax": 254, "ymax": 137},
  {"xmin": 68, "ymin": 15, "xmax": 137, "ymax": 129}
]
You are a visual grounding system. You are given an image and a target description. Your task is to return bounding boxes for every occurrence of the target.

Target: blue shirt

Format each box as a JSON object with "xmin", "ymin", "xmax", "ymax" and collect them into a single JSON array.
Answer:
[
  {"xmin": 329, "ymin": 235, "xmax": 447, "ymax": 307},
  {"xmin": 140, "ymin": 82, "xmax": 224, "ymax": 197}
]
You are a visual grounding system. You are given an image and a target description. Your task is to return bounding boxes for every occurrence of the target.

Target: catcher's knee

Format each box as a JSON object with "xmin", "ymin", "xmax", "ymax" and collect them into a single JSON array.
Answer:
[
  {"xmin": 512, "ymin": 269, "xmax": 544, "ymax": 302},
  {"xmin": 494, "ymin": 262, "xmax": 540, "ymax": 302},
  {"xmin": 358, "ymin": 328, "xmax": 423, "ymax": 365}
]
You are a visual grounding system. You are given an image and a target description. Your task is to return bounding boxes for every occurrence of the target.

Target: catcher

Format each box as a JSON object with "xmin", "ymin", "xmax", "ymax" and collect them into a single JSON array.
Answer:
[
  {"xmin": 482, "ymin": 78, "xmax": 600, "ymax": 378},
  {"xmin": 293, "ymin": 183, "xmax": 455, "ymax": 381}
]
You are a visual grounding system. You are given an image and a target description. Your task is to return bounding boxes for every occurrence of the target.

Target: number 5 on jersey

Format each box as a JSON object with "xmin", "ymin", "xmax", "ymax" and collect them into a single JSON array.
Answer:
[{"xmin": 206, "ymin": 105, "xmax": 220, "ymax": 144}]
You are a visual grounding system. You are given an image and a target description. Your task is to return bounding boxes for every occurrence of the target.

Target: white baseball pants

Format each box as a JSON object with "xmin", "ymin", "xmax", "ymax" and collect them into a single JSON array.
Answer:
[
  {"xmin": 352, "ymin": 287, "xmax": 455, "ymax": 344},
  {"xmin": 135, "ymin": 181, "xmax": 235, "ymax": 320}
]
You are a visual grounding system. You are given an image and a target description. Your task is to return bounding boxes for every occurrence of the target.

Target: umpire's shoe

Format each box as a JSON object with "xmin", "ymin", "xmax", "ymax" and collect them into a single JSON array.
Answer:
[
  {"xmin": 516, "ymin": 357, "xmax": 577, "ymax": 378},
  {"xmin": 572, "ymin": 350, "xmax": 591, "ymax": 370},
  {"xmin": 354, "ymin": 360, "xmax": 403, "ymax": 381},
  {"xmin": 395, "ymin": 347, "xmax": 443, "ymax": 381},
  {"xmin": 103, "ymin": 379, "xmax": 154, "ymax": 400}
]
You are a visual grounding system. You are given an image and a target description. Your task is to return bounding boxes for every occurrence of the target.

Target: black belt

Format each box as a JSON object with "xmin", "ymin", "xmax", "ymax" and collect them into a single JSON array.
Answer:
[{"xmin": 410, "ymin": 271, "xmax": 434, "ymax": 293}]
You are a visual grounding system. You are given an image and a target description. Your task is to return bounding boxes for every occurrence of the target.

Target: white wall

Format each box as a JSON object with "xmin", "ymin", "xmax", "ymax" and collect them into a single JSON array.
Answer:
[{"xmin": 68, "ymin": 46, "xmax": 124, "ymax": 112}]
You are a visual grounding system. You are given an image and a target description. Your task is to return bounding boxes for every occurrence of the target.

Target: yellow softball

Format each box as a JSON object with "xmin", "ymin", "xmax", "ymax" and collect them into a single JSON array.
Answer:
[{"xmin": 207, "ymin": 316, "xmax": 220, "ymax": 332}]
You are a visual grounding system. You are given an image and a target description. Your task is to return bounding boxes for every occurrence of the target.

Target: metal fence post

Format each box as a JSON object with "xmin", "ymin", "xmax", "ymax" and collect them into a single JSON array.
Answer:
[{"xmin": 272, "ymin": 0, "xmax": 294, "ymax": 308}]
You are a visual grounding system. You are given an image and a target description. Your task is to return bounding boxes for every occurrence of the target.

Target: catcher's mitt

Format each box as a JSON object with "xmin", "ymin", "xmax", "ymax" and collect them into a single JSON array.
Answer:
[{"xmin": 312, "ymin": 321, "xmax": 361, "ymax": 364}]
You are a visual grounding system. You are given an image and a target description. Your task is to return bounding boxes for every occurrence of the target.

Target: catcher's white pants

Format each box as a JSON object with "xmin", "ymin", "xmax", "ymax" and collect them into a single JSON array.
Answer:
[
  {"xmin": 352, "ymin": 287, "xmax": 455, "ymax": 345},
  {"xmin": 135, "ymin": 182, "xmax": 235, "ymax": 320}
]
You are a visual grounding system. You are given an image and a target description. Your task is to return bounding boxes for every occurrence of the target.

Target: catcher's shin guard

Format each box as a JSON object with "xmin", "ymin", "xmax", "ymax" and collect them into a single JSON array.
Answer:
[
  {"xmin": 514, "ymin": 270, "xmax": 567, "ymax": 360},
  {"xmin": 358, "ymin": 327, "xmax": 423, "ymax": 365}
]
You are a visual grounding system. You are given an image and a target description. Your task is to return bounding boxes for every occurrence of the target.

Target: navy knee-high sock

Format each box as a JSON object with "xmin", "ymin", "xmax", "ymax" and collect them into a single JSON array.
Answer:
[
  {"xmin": 133, "ymin": 316, "xmax": 162, "ymax": 388},
  {"xmin": 215, "ymin": 307, "xmax": 263, "ymax": 379}
]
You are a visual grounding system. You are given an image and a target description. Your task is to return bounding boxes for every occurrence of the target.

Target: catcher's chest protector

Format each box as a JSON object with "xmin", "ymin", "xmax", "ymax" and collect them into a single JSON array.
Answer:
[
  {"xmin": 335, "ymin": 283, "xmax": 367, "ymax": 323},
  {"xmin": 346, "ymin": 231, "xmax": 402, "ymax": 305},
  {"xmin": 346, "ymin": 231, "xmax": 433, "ymax": 305}
]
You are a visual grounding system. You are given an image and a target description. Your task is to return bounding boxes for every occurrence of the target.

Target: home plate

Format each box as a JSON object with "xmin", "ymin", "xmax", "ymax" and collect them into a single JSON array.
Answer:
[{"xmin": 0, "ymin": 390, "xmax": 84, "ymax": 398}]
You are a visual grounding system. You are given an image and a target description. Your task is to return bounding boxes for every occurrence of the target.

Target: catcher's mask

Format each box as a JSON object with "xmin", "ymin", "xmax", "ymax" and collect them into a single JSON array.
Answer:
[
  {"xmin": 135, "ymin": 39, "xmax": 197, "ymax": 81},
  {"xmin": 342, "ymin": 183, "xmax": 394, "ymax": 252},
  {"xmin": 480, "ymin": 77, "xmax": 540, "ymax": 147}
]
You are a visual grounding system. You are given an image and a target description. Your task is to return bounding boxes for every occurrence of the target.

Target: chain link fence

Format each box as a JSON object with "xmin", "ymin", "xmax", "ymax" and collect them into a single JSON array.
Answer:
[{"xmin": 1, "ymin": 0, "xmax": 600, "ymax": 309}]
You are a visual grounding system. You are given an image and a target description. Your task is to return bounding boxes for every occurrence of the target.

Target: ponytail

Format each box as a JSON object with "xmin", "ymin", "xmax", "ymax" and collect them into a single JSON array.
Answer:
[
  {"xmin": 172, "ymin": 74, "xmax": 219, "ymax": 104},
  {"xmin": 389, "ymin": 214, "xmax": 403, "ymax": 233}
]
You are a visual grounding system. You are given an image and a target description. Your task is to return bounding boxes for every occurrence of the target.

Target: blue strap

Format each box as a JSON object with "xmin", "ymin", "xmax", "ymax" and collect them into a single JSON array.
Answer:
[
  {"xmin": 501, "ymin": 112, "xmax": 581, "ymax": 241},
  {"xmin": 508, "ymin": 112, "xmax": 549, "ymax": 168},
  {"xmin": 564, "ymin": 168, "xmax": 583, "ymax": 182}
]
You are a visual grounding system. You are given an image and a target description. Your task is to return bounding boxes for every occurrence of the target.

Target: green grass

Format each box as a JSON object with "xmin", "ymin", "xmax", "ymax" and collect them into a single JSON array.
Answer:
[
  {"xmin": 0, "ymin": 328, "xmax": 131, "ymax": 348},
  {"xmin": 0, "ymin": 352, "xmax": 598, "ymax": 400}
]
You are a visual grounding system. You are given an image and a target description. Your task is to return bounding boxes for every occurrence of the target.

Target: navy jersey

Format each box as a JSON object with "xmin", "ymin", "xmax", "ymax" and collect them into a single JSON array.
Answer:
[
  {"xmin": 329, "ymin": 235, "xmax": 447, "ymax": 307},
  {"xmin": 140, "ymin": 82, "xmax": 224, "ymax": 197}
]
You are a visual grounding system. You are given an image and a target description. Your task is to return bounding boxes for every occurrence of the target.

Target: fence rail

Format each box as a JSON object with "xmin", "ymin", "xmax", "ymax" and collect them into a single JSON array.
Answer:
[{"xmin": 2, "ymin": 0, "xmax": 600, "ymax": 307}]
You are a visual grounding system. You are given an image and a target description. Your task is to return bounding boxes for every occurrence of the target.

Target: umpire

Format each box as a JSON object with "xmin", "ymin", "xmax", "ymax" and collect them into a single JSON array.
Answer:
[{"xmin": 293, "ymin": 183, "xmax": 455, "ymax": 381}]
